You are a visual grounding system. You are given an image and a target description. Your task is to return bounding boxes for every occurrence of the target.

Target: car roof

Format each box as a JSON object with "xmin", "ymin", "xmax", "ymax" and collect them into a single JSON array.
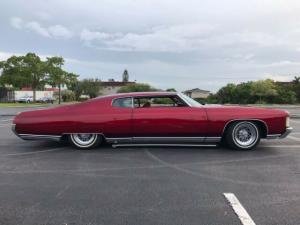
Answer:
[{"xmin": 97, "ymin": 92, "xmax": 178, "ymax": 99}]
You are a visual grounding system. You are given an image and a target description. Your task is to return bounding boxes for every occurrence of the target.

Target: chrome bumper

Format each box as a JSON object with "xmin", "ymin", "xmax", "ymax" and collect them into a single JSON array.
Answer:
[
  {"xmin": 266, "ymin": 127, "xmax": 293, "ymax": 139},
  {"xmin": 11, "ymin": 124, "xmax": 61, "ymax": 141},
  {"xmin": 11, "ymin": 124, "xmax": 18, "ymax": 136}
]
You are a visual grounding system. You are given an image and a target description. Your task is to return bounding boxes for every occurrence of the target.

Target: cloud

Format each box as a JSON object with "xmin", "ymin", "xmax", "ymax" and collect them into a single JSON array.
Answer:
[
  {"xmin": 79, "ymin": 24, "xmax": 289, "ymax": 53},
  {"xmin": 80, "ymin": 24, "xmax": 215, "ymax": 52},
  {"xmin": 0, "ymin": 51, "xmax": 53, "ymax": 61},
  {"xmin": 25, "ymin": 21, "xmax": 50, "ymax": 37},
  {"xmin": 80, "ymin": 29, "xmax": 122, "ymax": 41},
  {"xmin": 263, "ymin": 74, "xmax": 294, "ymax": 82},
  {"xmin": 48, "ymin": 25, "xmax": 73, "ymax": 39},
  {"xmin": 10, "ymin": 17, "xmax": 23, "ymax": 29},
  {"xmin": 10, "ymin": 17, "xmax": 73, "ymax": 39}
]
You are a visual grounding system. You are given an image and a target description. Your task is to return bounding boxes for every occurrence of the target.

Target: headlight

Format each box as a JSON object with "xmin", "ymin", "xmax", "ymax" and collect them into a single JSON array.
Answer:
[{"xmin": 286, "ymin": 116, "xmax": 290, "ymax": 127}]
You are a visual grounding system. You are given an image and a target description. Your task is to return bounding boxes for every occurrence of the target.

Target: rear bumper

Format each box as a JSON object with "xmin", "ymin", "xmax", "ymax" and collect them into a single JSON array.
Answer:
[
  {"xmin": 12, "ymin": 124, "xmax": 61, "ymax": 141},
  {"xmin": 266, "ymin": 127, "xmax": 293, "ymax": 139}
]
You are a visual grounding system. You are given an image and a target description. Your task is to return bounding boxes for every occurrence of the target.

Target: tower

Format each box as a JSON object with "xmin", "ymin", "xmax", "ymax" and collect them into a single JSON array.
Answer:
[{"xmin": 122, "ymin": 69, "xmax": 129, "ymax": 82}]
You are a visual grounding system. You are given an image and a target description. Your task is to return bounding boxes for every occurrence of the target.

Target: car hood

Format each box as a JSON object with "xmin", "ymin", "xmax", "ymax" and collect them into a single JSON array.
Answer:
[{"xmin": 203, "ymin": 104, "xmax": 289, "ymax": 116}]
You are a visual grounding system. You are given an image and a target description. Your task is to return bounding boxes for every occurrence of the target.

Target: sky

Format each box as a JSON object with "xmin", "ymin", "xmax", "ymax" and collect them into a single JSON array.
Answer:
[{"xmin": 0, "ymin": 0, "xmax": 300, "ymax": 92}]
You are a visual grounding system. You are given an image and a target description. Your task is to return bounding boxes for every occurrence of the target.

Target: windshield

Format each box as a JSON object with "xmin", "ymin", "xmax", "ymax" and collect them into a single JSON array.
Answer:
[{"xmin": 178, "ymin": 93, "xmax": 202, "ymax": 107}]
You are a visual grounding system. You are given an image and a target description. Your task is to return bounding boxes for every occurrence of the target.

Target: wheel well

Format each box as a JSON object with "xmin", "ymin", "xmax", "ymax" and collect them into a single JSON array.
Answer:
[{"xmin": 222, "ymin": 120, "xmax": 268, "ymax": 138}]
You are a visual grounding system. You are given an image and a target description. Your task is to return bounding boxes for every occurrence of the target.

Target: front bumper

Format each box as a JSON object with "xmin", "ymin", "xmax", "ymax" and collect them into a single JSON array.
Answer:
[{"xmin": 266, "ymin": 127, "xmax": 293, "ymax": 139}]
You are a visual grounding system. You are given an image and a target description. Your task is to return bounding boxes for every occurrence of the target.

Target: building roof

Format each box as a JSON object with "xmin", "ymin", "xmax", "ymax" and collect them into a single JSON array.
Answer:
[
  {"xmin": 102, "ymin": 81, "xmax": 135, "ymax": 86},
  {"xmin": 184, "ymin": 88, "xmax": 210, "ymax": 93}
]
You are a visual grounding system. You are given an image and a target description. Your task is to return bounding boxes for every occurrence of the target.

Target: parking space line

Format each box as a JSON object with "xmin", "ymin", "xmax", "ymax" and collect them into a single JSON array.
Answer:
[
  {"xmin": 261, "ymin": 145, "xmax": 300, "ymax": 148},
  {"xmin": 0, "ymin": 119, "xmax": 13, "ymax": 122},
  {"xmin": 223, "ymin": 193, "xmax": 256, "ymax": 225},
  {"xmin": 3, "ymin": 148, "xmax": 62, "ymax": 156}
]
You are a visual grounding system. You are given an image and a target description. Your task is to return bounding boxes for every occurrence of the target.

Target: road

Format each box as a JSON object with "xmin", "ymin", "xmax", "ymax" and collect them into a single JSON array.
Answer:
[{"xmin": 0, "ymin": 114, "xmax": 299, "ymax": 225}]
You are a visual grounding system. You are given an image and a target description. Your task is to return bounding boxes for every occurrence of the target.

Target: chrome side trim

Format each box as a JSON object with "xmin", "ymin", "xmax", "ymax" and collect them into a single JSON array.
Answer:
[
  {"xmin": 112, "ymin": 144, "xmax": 217, "ymax": 148},
  {"xmin": 133, "ymin": 136, "xmax": 205, "ymax": 143},
  {"xmin": 266, "ymin": 127, "xmax": 293, "ymax": 139},
  {"xmin": 205, "ymin": 137, "xmax": 222, "ymax": 142},
  {"xmin": 18, "ymin": 134, "xmax": 62, "ymax": 141},
  {"xmin": 222, "ymin": 119, "xmax": 269, "ymax": 136},
  {"xmin": 106, "ymin": 136, "xmax": 221, "ymax": 144},
  {"xmin": 106, "ymin": 137, "xmax": 132, "ymax": 144}
]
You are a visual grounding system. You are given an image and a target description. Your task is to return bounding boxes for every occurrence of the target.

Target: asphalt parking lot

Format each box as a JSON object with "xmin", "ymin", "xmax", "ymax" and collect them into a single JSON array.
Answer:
[{"xmin": 0, "ymin": 108, "xmax": 300, "ymax": 225}]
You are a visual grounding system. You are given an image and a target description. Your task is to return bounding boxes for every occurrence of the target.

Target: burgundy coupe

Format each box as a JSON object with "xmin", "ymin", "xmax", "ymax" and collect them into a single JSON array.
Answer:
[{"xmin": 12, "ymin": 92, "xmax": 292, "ymax": 150}]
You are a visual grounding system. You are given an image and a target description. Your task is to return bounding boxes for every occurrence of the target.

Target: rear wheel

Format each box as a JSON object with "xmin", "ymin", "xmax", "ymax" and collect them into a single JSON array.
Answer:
[
  {"xmin": 225, "ymin": 121, "xmax": 260, "ymax": 150},
  {"xmin": 68, "ymin": 134, "xmax": 102, "ymax": 149}
]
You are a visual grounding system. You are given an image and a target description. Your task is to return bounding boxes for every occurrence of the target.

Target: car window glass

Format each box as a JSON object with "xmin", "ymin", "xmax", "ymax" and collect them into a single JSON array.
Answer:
[
  {"xmin": 112, "ymin": 97, "xmax": 132, "ymax": 108},
  {"xmin": 134, "ymin": 96, "xmax": 186, "ymax": 108}
]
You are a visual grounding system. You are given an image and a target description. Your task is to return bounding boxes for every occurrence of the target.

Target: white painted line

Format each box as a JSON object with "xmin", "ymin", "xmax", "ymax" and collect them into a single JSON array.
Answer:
[
  {"xmin": 223, "ymin": 193, "xmax": 256, "ymax": 225},
  {"xmin": 261, "ymin": 145, "xmax": 300, "ymax": 148},
  {"xmin": 3, "ymin": 148, "xmax": 62, "ymax": 156},
  {"xmin": 0, "ymin": 119, "xmax": 13, "ymax": 122},
  {"xmin": 0, "ymin": 124, "xmax": 10, "ymax": 127},
  {"xmin": 287, "ymin": 135, "xmax": 300, "ymax": 141}
]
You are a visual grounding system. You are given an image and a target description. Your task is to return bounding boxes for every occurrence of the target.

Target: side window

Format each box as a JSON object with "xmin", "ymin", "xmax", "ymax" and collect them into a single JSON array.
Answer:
[
  {"xmin": 134, "ymin": 96, "xmax": 187, "ymax": 108},
  {"xmin": 112, "ymin": 97, "xmax": 133, "ymax": 108}
]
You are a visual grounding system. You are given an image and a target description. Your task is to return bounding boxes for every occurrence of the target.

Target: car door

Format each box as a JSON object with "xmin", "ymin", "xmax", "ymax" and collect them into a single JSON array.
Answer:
[
  {"xmin": 104, "ymin": 97, "xmax": 133, "ymax": 140},
  {"xmin": 132, "ymin": 95, "xmax": 208, "ymax": 143}
]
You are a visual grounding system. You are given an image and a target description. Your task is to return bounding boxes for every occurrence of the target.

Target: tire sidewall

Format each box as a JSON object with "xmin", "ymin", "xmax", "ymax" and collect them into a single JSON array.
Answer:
[
  {"xmin": 69, "ymin": 134, "xmax": 102, "ymax": 149},
  {"xmin": 226, "ymin": 121, "xmax": 260, "ymax": 150}
]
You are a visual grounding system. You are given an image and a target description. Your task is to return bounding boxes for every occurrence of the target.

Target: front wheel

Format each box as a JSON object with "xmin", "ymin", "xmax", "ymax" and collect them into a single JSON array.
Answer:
[
  {"xmin": 225, "ymin": 121, "xmax": 260, "ymax": 150},
  {"xmin": 68, "ymin": 134, "xmax": 102, "ymax": 149}
]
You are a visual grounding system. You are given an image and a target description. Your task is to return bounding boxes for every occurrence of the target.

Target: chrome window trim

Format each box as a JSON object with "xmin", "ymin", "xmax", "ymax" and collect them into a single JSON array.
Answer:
[
  {"xmin": 132, "ymin": 94, "xmax": 189, "ymax": 108},
  {"xmin": 111, "ymin": 96, "xmax": 134, "ymax": 108},
  {"xmin": 176, "ymin": 93, "xmax": 192, "ymax": 107}
]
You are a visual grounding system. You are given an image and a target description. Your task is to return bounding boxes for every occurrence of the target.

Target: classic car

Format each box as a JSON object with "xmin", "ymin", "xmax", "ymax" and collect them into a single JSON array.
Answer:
[
  {"xmin": 12, "ymin": 92, "xmax": 292, "ymax": 150},
  {"xmin": 37, "ymin": 96, "xmax": 55, "ymax": 104},
  {"xmin": 18, "ymin": 96, "xmax": 33, "ymax": 103}
]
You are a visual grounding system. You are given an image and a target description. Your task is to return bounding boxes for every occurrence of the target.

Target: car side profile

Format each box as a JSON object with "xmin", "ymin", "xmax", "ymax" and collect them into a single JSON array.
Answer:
[
  {"xmin": 12, "ymin": 92, "xmax": 292, "ymax": 150},
  {"xmin": 18, "ymin": 96, "xmax": 33, "ymax": 103}
]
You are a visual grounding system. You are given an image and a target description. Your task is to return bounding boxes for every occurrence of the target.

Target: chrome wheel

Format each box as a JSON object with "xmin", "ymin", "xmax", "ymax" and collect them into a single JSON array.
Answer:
[
  {"xmin": 232, "ymin": 122, "xmax": 258, "ymax": 148},
  {"xmin": 70, "ymin": 133, "xmax": 99, "ymax": 149}
]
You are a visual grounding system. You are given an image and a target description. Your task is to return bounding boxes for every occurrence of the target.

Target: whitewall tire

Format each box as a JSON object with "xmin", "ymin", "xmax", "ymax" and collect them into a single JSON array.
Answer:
[
  {"xmin": 225, "ymin": 121, "xmax": 260, "ymax": 150},
  {"xmin": 68, "ymin": 134, "xmax": 102, "ymax": 149}
]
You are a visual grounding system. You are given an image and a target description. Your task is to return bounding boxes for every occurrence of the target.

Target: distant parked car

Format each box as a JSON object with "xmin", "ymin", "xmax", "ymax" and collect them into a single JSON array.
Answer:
[
  {"xmin": 37, "ymin": 97, "xmax": 54, "ymax": 104},
  {"xmin": 18, "ymin": 96, "xmax": 33, "ymax": 103}
]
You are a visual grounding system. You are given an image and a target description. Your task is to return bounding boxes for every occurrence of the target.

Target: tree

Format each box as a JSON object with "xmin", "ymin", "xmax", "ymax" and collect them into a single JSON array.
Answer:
[
  {"xmin": 46, "ymin": 57, "xmax": 78, "ymax": 104},
  {"xmin": 81, "ymin": 79, "xmax": 102, "ymax": 99},
  {"xmin": 293, "ymin": 76, "xmax": 300, "ymax": 84},
  {"xmin": 215, "ymin": 83, "xmax": 237, "ymax": 104},
  {"xmin": 292, "ymin": 76, "xmax": 300, "ymax": 103},
  {"xmin": 117, "ymin": 83, "xmax": 157, "ymax": 93},
  {"xmin": 274, "ymin": 86, "xmax": 296, "ymax": 104},
  {"xmin": 0, "ymin": 53, "xmax": 47, "ymax": 102},
  {"xmin": 166, "ymin": 88, "xmax": 177, "ymax": 92},
  {"xmin": 250, "ymin": 79, "xmax": 278, "ymax": 103},
  {"xmin": 69, "ymin": 81, "xmax": 83, "ymax": 101}
]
